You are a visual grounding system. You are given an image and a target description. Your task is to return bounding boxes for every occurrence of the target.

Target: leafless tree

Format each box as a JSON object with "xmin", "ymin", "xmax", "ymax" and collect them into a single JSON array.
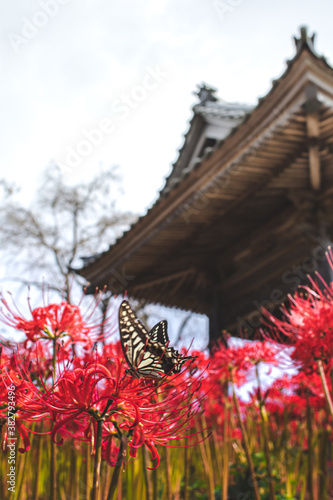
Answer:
[{"xmin": 0, "ymin": 165, "xmax": 135, "ymax": 300}]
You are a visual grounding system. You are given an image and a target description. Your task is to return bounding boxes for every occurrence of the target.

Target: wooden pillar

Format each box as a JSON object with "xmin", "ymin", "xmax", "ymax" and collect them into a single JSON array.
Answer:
[
  {"xmin": 209, "ymin": 291, "xmax": 227, "ymax": 351},
  {"xmin": 316, "ymin": 239, "xmax": 333, "ymax": 284}
]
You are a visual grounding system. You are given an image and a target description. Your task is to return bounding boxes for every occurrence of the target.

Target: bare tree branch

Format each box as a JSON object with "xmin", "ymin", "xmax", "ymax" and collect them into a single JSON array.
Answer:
[{"xmin": 0, "ymin": 164, "xmax": 136, "ymax": 299}]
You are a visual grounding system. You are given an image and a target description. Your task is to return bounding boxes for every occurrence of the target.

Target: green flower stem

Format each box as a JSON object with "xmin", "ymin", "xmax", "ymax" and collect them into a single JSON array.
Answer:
[
  {"xmin": 107, "ymin": 436, "xmax": 128, "ymax": 500},
  {"xmin": 231, "ymin": 378, "xmax": 261, "ymax": 500},
  {"xmin": 222, "ymin": 382, "xmax": 229, "ymax": 500},
  {"xmin": 212, "ymin": 430, "xmax": 223, "ymax": 497},
  {"xmin": 152, "ymin": 464, "xmax": 157, "ymax": 500},
  {"xmin": 50, "ymin": 441, "xmax": 57, "ymax": 500},
  {"xmin": 14, "ymin": 446, "xmax": 27, "ymax": 500},
  {"xmin": 32, "ymin": 432, "xmax": 42, "ymax": 500},
  {"xmin": 184, "ymin": 440, "xmax": 189, "ymax": 500},
  {"xmin": 85, "ymin": 442, "xmax": 91, "ymax": 500},
  {"xmin": 141, "ymin": 446, "xmax": 152, "ymax": 500},
  {"xmin": 52, "ymin": 337, "xmax": 57, "ymax": 385},
  {"xmin": 196, "ymin": 419, "xmax": 215, "ymax": 500},
  {"xmin": 319, "ymin": 429, "xmax": 328, "ymax": 500},
  {"xmin": 165, "ymin": 446, "xmax": 172, "ymax": 500},
  {"xmin": 255, "ymin": 365, "xmax": 276, "ymax": 500},
  {"xmin": 91, "ymin": 419, "xmax": 104, "ymax": 500},
  {"xmin": 318, "ymin": 359, "xmax": 333, "ymax": 421},
  {"xmin": 306, "ymin": 394, "xmax": 315, "ymax": 500},
  {"xmin": 202, "ymin": 415, "xmax": 215, "ymax": 499},
  {"xmin": 103, "ymin": 462, "xmax": 111, "ymax": 500},
  {"xmin": 50, "ymin": 337, "xmax": 57, "ymax": 500}
]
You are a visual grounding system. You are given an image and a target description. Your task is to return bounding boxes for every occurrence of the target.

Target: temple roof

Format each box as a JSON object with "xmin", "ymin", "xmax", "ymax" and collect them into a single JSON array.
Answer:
[
  {"xmin": 75, "ymin": 27, "xmax": 333, "ymax": 334},
  {"xmin": 161, "ymin": 84, "xmax": 253, "ymax": 196}
]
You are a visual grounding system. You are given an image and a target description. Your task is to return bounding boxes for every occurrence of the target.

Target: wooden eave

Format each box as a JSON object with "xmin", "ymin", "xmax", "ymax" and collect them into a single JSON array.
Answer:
[{"xmin": 77, "ymin": 45, "xmax": 333, "ymax": 327}]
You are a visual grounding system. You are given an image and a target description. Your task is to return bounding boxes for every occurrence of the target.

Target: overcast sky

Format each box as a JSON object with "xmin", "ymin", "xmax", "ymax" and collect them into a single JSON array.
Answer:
[{"xmin": 1, "ymin": 0, "xmax": 333, "ymax": 215}]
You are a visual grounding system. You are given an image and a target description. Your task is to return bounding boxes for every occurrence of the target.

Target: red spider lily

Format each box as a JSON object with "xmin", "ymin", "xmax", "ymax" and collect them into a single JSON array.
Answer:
[
  {"xmin": 0, "ymin": 413, "xmax": 32, "ymax": 453},
  {"xmin": 0, "ymin": 294, "xmax": 107, "ymax": 349},
  {"xmin": 102, "ymin": 434, "xmax": 120, "ymax": 467},
  {"xmin": 239, "ymin": 340, "xmax": 279, "ymax": 366},
  {"xmin": 263, "ymin": 287, "xmax": 333, "ymax": 369},
  {"xmin": 210, "ymin": 339, "xmax": 278, "ymax": 386},
  {"xmin": 23, "ymin": 356, "xmax": 202, "ymax": 466},
  {"xmin": 0, "ymin": 355, "xmax": 40, "ymax": 415},
  {"xmin": 262, "ymin": 250, "xmax": 333, "ymax": 371},
  {"xmin": 128, "ymin": 397, "xmax": 204, "ymax": 470},
  {"xmin": 38, "ymin": 363, "xmax": 135, "ymax": 443},
  {"xmin": 1, "ymin": 329, "xmax": 205, "ymax": 468},
  {"xmin": 210, "ymin": 341, "xmax": 248, "ymax": 385},
  {"xmin": 6, "ymin": 342, "xmax": 55, "ymax": 385},
  {"xmin": 0, "ymin": 355, "xmax": 51, "ymax": 453}
]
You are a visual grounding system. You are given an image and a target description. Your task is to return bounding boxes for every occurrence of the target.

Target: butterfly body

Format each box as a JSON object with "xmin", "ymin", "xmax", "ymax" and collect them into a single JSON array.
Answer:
[{"xmin": 119, "ymin": 300, "xmax": 195, "ymax": 378}]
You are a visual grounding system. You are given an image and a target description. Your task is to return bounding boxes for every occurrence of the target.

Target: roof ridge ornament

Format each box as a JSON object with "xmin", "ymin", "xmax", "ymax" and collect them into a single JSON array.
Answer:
[
  {"xmin": 193, "ymin": 83, "xmax": 218, "ymax": 105},
  {"xmin": 294, "ymin": 25, "xmax": 318, "ymax": 56}
]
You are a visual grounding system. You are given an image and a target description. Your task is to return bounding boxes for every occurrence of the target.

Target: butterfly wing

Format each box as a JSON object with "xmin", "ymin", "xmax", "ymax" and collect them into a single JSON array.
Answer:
[
  {"xmin": 119, "ymin": 300, "xmax": 147, "ymax": 371},
  {"xmin": 149, "ymin": 320, "xmax": 169, "ymax": 344},
  {"xmin": 119, "ymin": 300, "xmax": 165, "ymax": 378},
  {"xmin": 119, "ymin": 300, "xmax": 196, "ymax": 378},
  {"xmin": 159, "ymin": 346, "xmax": 196, "ymax": 374}
]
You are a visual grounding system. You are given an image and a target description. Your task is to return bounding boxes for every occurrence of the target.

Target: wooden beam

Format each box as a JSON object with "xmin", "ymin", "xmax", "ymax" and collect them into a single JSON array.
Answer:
[
  {"xmin": 305, "ymin": 84, "xmax": 321, "ymax": 190},
  {"xmin": 307, "ymin": 119, "xmax": 321, "ymax": 190},
  {"xmin": 131, "ymin": 268, "xmax": 196, "ymax": 291}
]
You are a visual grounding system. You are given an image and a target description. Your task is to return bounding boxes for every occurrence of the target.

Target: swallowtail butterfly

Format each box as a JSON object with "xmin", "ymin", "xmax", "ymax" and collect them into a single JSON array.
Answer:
[{"xmin": 119, "ymin": 300, "xmax": 195, "ymax": 378}]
